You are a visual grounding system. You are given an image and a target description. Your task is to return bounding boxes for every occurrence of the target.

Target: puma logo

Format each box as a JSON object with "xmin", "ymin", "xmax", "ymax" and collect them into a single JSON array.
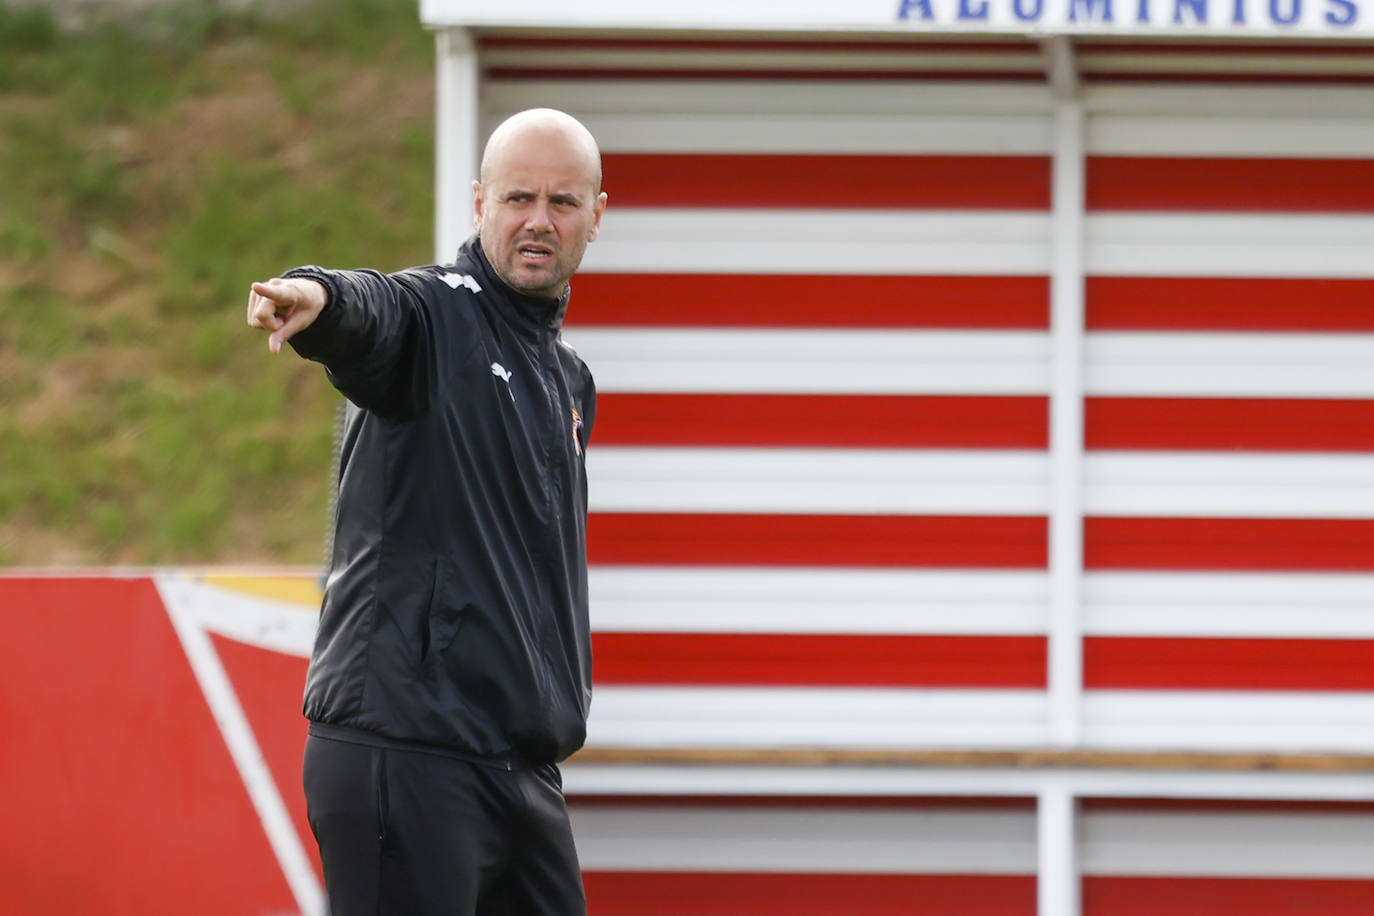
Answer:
[{"xmin": 491, "ymin": 362, "xmax": 515, "ymax": 402}]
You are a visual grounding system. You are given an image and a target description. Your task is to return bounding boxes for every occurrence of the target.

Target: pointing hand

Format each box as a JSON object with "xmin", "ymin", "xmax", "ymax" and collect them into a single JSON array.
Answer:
[{"xmin": 246, "ymin": 277, "xmax": 327, "ymax": 354}]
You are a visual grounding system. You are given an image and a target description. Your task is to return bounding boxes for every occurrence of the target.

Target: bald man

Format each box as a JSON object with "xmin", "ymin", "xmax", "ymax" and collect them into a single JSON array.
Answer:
[{"xmin": 246, "ymin": 109, "xmax": 607, "ymax": 915}]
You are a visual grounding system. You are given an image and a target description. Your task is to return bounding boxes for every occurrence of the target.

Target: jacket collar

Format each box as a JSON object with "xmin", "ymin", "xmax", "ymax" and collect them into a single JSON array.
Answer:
[{"xmin": 462, "ymin": 236, "xmax": 570, "ymax": 332}]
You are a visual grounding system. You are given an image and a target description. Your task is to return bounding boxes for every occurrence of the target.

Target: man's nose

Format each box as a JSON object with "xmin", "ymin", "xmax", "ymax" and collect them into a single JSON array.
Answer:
[{"xmin": 525, "ymin": 199, "xmax": 554, "ymax": 232}]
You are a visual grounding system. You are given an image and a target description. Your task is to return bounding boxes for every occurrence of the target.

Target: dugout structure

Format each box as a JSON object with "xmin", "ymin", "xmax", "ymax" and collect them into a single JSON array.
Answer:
[{"xmin": 419, "ymin": 3, "xmax": 1374, "ymax": 914}]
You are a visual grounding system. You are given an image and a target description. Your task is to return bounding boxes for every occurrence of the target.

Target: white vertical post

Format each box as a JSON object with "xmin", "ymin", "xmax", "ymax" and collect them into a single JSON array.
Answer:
[
  {"xmin": 1038, "ymin": 783, "xmax": 1081, "ymax": 916},
  {"xmin": 1042, "ymin": 38, "xmax": 1085, "ymax": 916},
  {"xmin": 434, "ymin": 27, "xmax": 479, "ymax": 265},
  {"xmin": 1044, "ymin": 36, "xmax": 1085, "ymax": 749}
]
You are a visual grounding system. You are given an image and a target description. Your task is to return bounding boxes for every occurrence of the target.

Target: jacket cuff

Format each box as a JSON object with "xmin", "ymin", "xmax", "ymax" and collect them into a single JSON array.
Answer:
[{"xmin": 281, "ymin": 266, "xmax": 345, "ymax": 360}]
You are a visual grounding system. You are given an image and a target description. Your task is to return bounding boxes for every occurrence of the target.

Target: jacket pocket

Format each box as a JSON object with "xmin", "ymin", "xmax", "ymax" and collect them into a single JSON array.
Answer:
[{"xmin": 422, "ymin": 556, "xmax": 471, "ymax": 677}]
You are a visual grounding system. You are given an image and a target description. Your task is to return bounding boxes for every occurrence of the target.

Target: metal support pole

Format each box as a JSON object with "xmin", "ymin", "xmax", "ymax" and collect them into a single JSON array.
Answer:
[
  {"xmin": 1038, "ymin": 783, "xmax": 1081, "ymax": 916},
  {"xmin": 434, "ymin": 27, "xmax": 479, "ymax": 265},
  {"xmin": 1043, "ymin": 36, "xmax": 1085, "ymax": 750},
  {"xmin": 1041, "ymin": 35, "xmax": 1085, "ymax": 916}
]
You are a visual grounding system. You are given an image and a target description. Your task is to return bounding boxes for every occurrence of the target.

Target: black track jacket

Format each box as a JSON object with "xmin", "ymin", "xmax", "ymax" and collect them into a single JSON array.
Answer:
[{"xmin": 283, "ymin": 237, "xmax": 595, "ymax": 765}]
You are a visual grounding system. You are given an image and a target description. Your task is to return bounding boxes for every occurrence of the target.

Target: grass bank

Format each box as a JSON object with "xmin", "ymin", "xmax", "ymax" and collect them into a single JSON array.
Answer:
[{"xmin": 0, "ymin": 0, "xmax": 435, "ymax": 564}]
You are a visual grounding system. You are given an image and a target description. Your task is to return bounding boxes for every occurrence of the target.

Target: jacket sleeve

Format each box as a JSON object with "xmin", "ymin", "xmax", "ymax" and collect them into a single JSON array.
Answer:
[{"xmin": 282, "ymin": 266, "xmax": 442, "ymax": 421}]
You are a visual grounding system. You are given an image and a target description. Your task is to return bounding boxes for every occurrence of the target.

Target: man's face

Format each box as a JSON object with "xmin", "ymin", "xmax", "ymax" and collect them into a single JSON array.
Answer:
[{"xmin": 474, "ymin": 131, "xmax": 607, "ymax": 299}]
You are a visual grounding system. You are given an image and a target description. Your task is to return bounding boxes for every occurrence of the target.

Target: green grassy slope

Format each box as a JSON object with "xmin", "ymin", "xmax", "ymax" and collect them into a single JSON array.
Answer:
[{"xmin": 0, "ymin": 0, "xmax": 436, "ymax": 565}]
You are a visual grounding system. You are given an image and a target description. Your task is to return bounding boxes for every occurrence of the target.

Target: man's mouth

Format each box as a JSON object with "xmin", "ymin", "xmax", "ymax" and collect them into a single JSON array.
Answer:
[{"xmin": 518, "ymin": 244, "xmax": 553, "ymax": 262}]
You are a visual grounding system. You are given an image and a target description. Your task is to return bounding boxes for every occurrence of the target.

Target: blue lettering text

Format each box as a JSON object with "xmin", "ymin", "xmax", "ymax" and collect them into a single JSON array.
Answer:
[
  {"xmin": 897, "ymin": 0, "xmax": 935, "ymax": 19},
  {"xmin": 1174, "ymin": 0, "xmax": 1208, "ymax": 20},
  {"xmin": 1270, "ymin": 0, "xmax": 1300, "ymax": 22},
  {"xmin": 1070, "ymin": 0, "xmax": 1115, "ymax": 19},
  {"xmin": 1325, "ymin": 0, "xmax": 1357, "ymax": 23},
  {"xmin": 1232, "ymin": 0, "xmax": 1246, "ymax": 21},
  {"xmin": 1014, "ymin": 0, "xmax": 1046, "ymax": 18},
  {"xmin": 1136, "ymin": 0, "xmax": 1152, "ymax": 19},
  {"xmin": 959, "ymin": 0, "xmax": 991, "ymax": 18}
]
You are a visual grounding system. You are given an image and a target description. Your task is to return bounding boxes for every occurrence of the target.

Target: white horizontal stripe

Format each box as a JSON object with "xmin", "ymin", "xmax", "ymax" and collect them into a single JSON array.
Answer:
[
  {"xmin": 1084, "ymin": 691, "xmax": 1374, "ymax": 754},
  {"xmin": 564, "ymin": 760, "xmax": 1374, "ymax": 802},
  {"xmin": 587, "ymin": 447, "xmax": 1049, "ymax": 515},
  {"xmin": 584, "ymin": 210, "xmax": 1374, "ymax": 278},
  {"xmin": 570, "ymin": 804, "xmax": 1374, "ymax": 879},
  {"xmin": 155, "ymin": 575, "xmax": 315, "ymax": 657},
  {"xmin": 1085, "ymin": 84, "xmax": 1374, "ymax": 118},
  {"xmin": 489, "ymin": 78, "xmax": 1056, "ymax": 117},
  {"xmin": 1081, "ymin": 52, "xmax": 1374, "ymax": 78},
  {"xmin": 564, "ymin": 329, "xmax": 1050, "ymax": 395},
  {"xmin": 486, "ymin": 81, "xmax": 1054, "ymax": 154},
  {"xmin": 1091, "ymin": 116, "xmax": 1374, "ymax": 158},
  {"xmin": 1083, "ymin": 810, "xmax": 1374, "ymax": 879},
  {"xmin": 584, "ymin": 210, "xmax": 1050, "ymax": 275},
  {"xmin": 1086, "ymin": 452, "xmax": 1374, "ymax": 519},
  {"xmin": 587, "ymin": 687, "xmax": 1049, "ymax": 749},
  {"xmin": 570, "ymin": 329, "xmax": 1374, "ymax": 399},
  {"xmin": 590, "ymin": 567, "xmax": 1048, "ymax": 635},
  {"xmin": 1085, "ymin": 86, "xmax": 1374, "ymax": 158},
  {"xmin": 588, "ymin": 689, "xmax": 1374, "ymax": 755},
  {"xmin": 485, "ymin": 48, "xmax": 1046, "ymax": 73},
  {"xmin": 490, "ymin": 81, "xmax": 1374, "ymax": 157},
  {"xmin": 587, "ymin": 448, "xmax": 1374, "ymax": 518},
  {"xmin": 589, "ymin": 569, "xmax": 1374, "ymax": 639},
  {"xmin": 1085, "ymin": 573, "xmax": 1374, "ymax": 639},
  {"xmin": 1088, "ymin": 213, "xmax": 1374, "ymax": 278},
  {"xmin": 571, "ymin": 806, "xmax": 1036, "ymax": 874},
  {"xmin": 1087, "ymin": 332, "xmax": 1374, "ymax": 399},
  {"xmin": 572, "ymin": 112, "xmax": 1053, "ymax": 154}
]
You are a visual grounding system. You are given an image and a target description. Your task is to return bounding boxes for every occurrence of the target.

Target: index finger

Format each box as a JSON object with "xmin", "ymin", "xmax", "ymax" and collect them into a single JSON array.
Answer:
[{"xmin": 250, "ymin": 279, "xmax": 290, "ymax": 304}]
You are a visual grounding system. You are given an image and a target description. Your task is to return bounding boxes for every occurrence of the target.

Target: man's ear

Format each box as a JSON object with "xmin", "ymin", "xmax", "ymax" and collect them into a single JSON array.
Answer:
[
  {"xmin": 588, "ymin": 191, "xmax": 608, "ymax": 242},
  {"xmin": 472, "ymin": 179, "xmax": 484, "ymax": 230}
]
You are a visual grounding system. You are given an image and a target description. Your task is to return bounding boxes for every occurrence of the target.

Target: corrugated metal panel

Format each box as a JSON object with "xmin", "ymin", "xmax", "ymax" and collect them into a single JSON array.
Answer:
[{"xmin": 481, "ymin": 37, "xmax": 1374, "ymax": 760}]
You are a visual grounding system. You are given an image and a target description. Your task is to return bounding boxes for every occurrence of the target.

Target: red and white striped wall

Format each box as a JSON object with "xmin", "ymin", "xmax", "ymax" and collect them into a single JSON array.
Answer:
[
  {"xmin": 421, "ymin": 32, "xmax": 1374, "ymax": 914},
  {"xmin": 433, "ymin": 35, "xmax": 1374, "ymax": 760}
]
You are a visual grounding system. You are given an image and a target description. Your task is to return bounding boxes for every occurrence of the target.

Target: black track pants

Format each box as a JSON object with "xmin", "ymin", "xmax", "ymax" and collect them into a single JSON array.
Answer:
[{"xmin": 303, "ymin": 731, "xmax": 587, "ymax": 916}]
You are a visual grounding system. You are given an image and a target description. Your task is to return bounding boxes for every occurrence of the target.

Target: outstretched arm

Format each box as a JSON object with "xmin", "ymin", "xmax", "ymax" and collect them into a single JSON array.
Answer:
[
  {"xmin": 244, "ymin": 266, "xmax": 446, "ymax": 421},
  {"xmin": 246, "ymin": 276, "xmax": 328, "ymax": 354}
]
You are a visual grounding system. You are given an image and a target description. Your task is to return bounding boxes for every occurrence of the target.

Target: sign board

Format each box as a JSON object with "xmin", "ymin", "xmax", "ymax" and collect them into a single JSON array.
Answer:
[{"xmin": 421, "ymin": 0, "xmax": 1371, "ymax": 38}]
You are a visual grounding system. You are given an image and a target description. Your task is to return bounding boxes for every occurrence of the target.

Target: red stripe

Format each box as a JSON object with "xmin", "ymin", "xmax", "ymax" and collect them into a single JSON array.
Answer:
[
  {"xmin": 1086, "ymin": 397, "xmax": 1374, "ymax": 452},
  {"xmin": 1087, "ymin": 277, "xmax": 1374, "ymax": 331},
  {"xmin": 1085, "ymin": 72, "xmax": 1374, "ymax": 85},
  {"xmin": 589, "ymin": 513, "xmax": 1047, "ymax": 568},
  {"xmin": 1081, "ymin": 798, "xmax": 1374, "ymax": 814},
  {"xmin": 487, "ymin": 67, "xmax": 1048, "ymax": 82},
  {"xmin": 594, "ymin": 394, "xmax": 1047, "ymax": 448},
  {"xmin": 585, "ymin": 872, "xmax": 1035, "ymax": 916},
  {"xmin": 602, "ymin": 153, "xmax": 1050, "ymax": 209},
  {"xmin": 480, "ymin": 37, "xmax": 1040, "ymax": 54},
  {"xmin": 1083, "ymin": 877, "xmax": 1374, "ymax": 916},
  {"xmin": 1085, "ymin": 517, "xmax": 1374, "ymax": 572},
  {"xmin": 1076, "ymin": 41, "xmax": 1374, "ymax": 57},
  {"xmin": 480, "ymin": 36, "xmax": 1374, "ymax": 58},
  {"xmin": 593, "ymin": 633, "xmax": 1046, "ymax": 688},
  {"xmin": 1088, "ymin": 157, "xmax": 1374, "ymax": 212},
  {"xmin": 571, "ymin": 795, "xmax": 1037, "ymax": 810},
  {"xmin": 1085, "ymin": 636, "xmax": 1374, "ymax": 691},
  {"xmin": 566, "ymin": 274, "xmax": 1049, "ymax": 329}
]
